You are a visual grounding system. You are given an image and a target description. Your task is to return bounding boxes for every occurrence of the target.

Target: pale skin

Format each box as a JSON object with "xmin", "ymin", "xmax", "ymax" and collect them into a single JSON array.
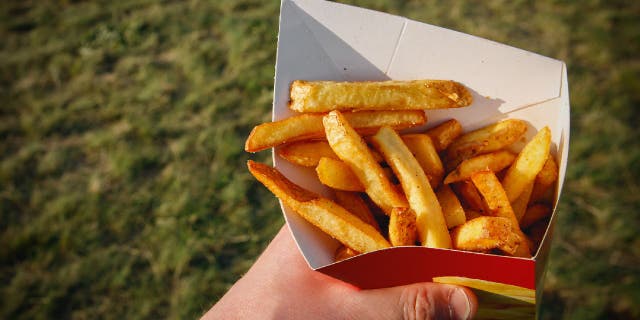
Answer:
[{"xmin": 203, "ymin": 225, "xmax": 477, "ymax": 320}]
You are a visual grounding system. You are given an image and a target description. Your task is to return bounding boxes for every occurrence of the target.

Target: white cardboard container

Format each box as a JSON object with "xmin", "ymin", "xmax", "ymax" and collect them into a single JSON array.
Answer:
[{"xmin": 270, "ymin": 0, "xmax": 570, "ymax": 318}]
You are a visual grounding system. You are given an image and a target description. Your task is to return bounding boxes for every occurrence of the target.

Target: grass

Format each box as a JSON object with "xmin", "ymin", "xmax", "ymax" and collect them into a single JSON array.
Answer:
[{"xmin": 1, "ymin": 0, "xmax": 638, "ymax": 319}]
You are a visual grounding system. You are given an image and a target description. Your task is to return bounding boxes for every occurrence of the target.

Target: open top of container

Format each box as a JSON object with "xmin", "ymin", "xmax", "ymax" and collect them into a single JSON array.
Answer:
[{"xmin": 271, "ymin": 0, "xmax": 569, "ymax": 291}]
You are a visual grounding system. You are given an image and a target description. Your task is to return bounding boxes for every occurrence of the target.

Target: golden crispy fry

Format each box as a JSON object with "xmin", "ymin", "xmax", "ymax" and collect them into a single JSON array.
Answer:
[
  {"xmin": 245, "ymin": 110, "xmax": 427, "ymax": 152},
  {"xmin": 520, "ymin": 204, "xmax": 552, "ymax": 229},
  {"xmin": 401, "ymin": 134, "xmax": 444, "ymax": 189},
  {"xmin": 289, "ymin": 80, "xmax": 472, "ymax": 112},
  {"xmin": 502, "ymin": 126, "xmax": 552, "ymax": 202},
  {"xmin": 470, "ymin": 170, "xmax": 531, "ymax": 257},
  {"xmin": 452, "ymin": 181, "xmax": 487, "ymax": 213},
  {"xmin": 247, "ymin": 160, "xmax": 390, "ymax": 253},
  {"xmin": 335, "ymin": 245, "xmax": 360, "ymax": 262},
  {"xmin": 388, "ymin": 207, "xmax": 418, "ymax": 246},
  {"xmin": 436, "ymin": 184, "xmax": 466, "ymax": 229},
  {"xmin": 425, "ymin": 119, "xmax": 463, "ymax": 152},
  {"xmin": 323, "ymin": 111, "xmax": 408, "ymax": 214},
  {"xmin": 530, "ymin": 155, "xmax": 559, "ymax": 204},
  {"xmin": 334, "ymin": 190, "xmax": 380, "ymax": 232},
  {"xmin": 444, "ymin": 150, "xmax": 516, "ymax": 184},
  {"xmin": 278, "ymin": 141, "xmax": 339, "ymax": 167},
  {"xmin": 450, "ymin": 216, "xmax": 521, "ymax": 256},
  {"xmin": 316, "ymin": 157, "xmax": 365, "ymax": 192},
  {"xmin": 433, "ymin": 276, "xmax": 535, "ymax": 304},
  {"xmin": 371, "ymin": 126, "xmax": 452, "ymax": 249},
  {"xmin": 511, "ymin": 181, "xmax": 534, "ymax": 222},
  {"xmin": 445, "ymin": 119, "xmax": 528, "ymax": 171}
]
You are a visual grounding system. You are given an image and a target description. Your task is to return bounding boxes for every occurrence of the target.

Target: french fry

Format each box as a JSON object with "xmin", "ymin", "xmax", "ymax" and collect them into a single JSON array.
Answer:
[
  {"xmin": 371, "ymin": 126, "xmax": 452, "ymax": 249},
  {"xmin": 520, "ymin": 204, "xmax": 552, "ymax": 229},
  {"xmin": 245, "ymin": 110, "xmax": 427, "ymax": 152},
  {"xmin": 323, "ymin": 111, "xmax": 408, "ymax": 214},
  {"xmin": 511, "ymin": 181, "xmax": 534, "ymax": 222},
  {"xmin": 444, "ymin": 119, "xmax": 528, "ymax": 171},
  {"xmin": 402, "ymin": 134, "xmax": 445, "ymax": 189},
  {"xmin": 289, "ymin": 80, "xmax": 472, "ymax": 112},
  {"xmin": 335, "ymin": 245, "xmax": 360, "ymax": 261},
  {"xmin": 316, "ymin": 157, "xmax": 365, "ymax": 192},
  {"xmin": 388, "ymin": 207, "xmax": 418, "ymax": 246},
  {"xmin": 470, "ymin": 170, "xmax": 531, "ymax": 257},
  {"xmin": 444, "ymin": 150, "xmax": 516, "ymax": 184},
  {"xmin": 450, "ymin": 216, "xmax": 521, "ymax": 256},
  {"xmin": 334, "ymin": 190, "xmax": 380, "ymax": 232},
  {"xmin": 464, "ymin": 209, "xmax": 483, "ymax": 220},
  {"xmin": 452, "ymin": 180, "xmax": 487, "ymax": 213},
  {"xmin": 436, "ymin": 184, "xmax": 467, "ymax": 229},
  {"xmin": 425, "ymin": 119, "xmax": 463, "ymax": 152},
  {"xmin": 530, "ymin": 155, "xmax": 559, "ymax": 204},
  {"xmin": 502, "ymin": 126, "xmax": 552, "ymax": 202},
  {"xmin": 278, "ymin": 141, "xmax": 339, "ymax": 167},
  {"xmin": 247, "ymin": 160, "xmax": 391, "ymax": 253}
]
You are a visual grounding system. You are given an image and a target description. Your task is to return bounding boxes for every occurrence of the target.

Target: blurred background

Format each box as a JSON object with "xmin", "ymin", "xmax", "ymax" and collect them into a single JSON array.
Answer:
[{"xmin": 1, "ymin": 0, "xmax": 638, "ymax": 319}]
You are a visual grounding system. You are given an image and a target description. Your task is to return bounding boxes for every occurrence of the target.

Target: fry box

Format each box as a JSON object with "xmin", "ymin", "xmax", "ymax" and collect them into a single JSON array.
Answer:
[{"xmin": 271, "ymin": 0, "xmax": 569, "ymax": 318}]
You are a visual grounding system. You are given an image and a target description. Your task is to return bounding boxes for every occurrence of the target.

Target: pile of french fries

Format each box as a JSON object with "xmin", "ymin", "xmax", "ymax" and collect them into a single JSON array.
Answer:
[{"xmin": 246, "ymin": 80, "xmax": 557, "ymax": 261}]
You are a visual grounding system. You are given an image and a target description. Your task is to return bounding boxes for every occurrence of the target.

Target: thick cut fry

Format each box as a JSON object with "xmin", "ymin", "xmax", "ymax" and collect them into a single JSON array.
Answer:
[
  {"xmin": 323, "ymin": 111, "xmax": 408, "ymax": 214},
  {"xmin": 289, "ymin": 80, "xmax": 472, "ymax": 112},
  {"xmin": 470, "ymin": 171, "xmax": 531, "ymax": 257},
  {"xmin": 445, "ymin": 119, "xmax": 528, "ymax": 171},
  {"xmin": 247, "ymin": 160, "xmax": 390, "ymax": 253},
  {"xmin": 333, "ymin": 190, "xmax": 380, "ymax": 232},
  {"xmin": 452, "ymin": 181, "xmax": 487, "ymax": 213},
  {"xmin": 245, "ymin": 110, "xmax": 427, "ymax": 152},
  {"xmin": 316, "ymin": 157, "xmax": 365, "ymax": 192},
  {"xmin": 444, "ymin": 150, "xmax": 516, "ymax": 184},
  {"xmin": 335, "ymin": 245, "xmax": 360, "ymax": 262},
  {"xmin": 530, "ymin": 155, "xmax": 559, "ymax": 204},
  {"xmin": 389, "ymin": 207, "xmax": 418, "ymax": 246},
  {"xmin": 371, "ymin": 126, "xmax": 452, "ymax": 249},
  {"xmin": 520, "ymin": 204, "xmax": 552, "ymax": 229},
  {"xmin": 451, "ymin": 216, "xmax": 521, "ymax": 256},
  {"xmin": 502, "ymin": 126, "xmax": 552, "ymax": 202},
  {"xmin": 278, "ymin": 141, "xmax": 339, "ymax": 167},
  {"xmin": 425, "ymin": 119, "xmax": 463, "ymax": 152},
  {"xmin": 402, "ymin": 134, "xmax": 444, "ymax": 189},
  {"xmin": 526, "ymin": 218, "xmax": 550, "ymax": 254},
  {"xmin": 512, "ymin": 181, "xmax": 534, "ymax": 222},
  {"xmin": 436, "ymin": 184, "xmax": 467, "ymax": 229}
]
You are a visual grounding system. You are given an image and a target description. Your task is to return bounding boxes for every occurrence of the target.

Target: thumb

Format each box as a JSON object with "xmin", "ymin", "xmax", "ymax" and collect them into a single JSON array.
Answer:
[{"xmin": 342, "ymin": 282, "xmax": 477, "ymax": 320}]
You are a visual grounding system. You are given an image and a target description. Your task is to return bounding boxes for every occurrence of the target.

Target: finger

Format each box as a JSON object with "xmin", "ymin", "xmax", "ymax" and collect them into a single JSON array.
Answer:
[{"xmin": 339, "ymin": 282, "xmax": 477, "ymax": 320}]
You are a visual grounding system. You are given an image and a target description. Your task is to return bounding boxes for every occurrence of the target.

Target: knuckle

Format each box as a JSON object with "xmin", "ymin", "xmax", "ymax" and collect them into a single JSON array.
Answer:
[{"xmin": 399, "ymin": 286, "xmax": 439, "ymax": 320}]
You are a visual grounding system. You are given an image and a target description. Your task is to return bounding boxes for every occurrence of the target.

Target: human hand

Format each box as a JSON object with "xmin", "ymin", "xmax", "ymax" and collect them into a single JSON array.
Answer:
[{"xmin": 203, "ymin": 225, "xmax": 477, "ymax": 319}]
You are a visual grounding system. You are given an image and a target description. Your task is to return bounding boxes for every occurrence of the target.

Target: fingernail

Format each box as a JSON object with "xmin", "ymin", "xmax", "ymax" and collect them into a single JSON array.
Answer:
[{"xmin": 449, "ymin": 288, "xmax": 472, "ymax": 320}]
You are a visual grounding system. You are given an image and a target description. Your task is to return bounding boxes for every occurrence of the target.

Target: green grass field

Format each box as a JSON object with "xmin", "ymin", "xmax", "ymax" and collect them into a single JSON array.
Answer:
[{"xmin": 1, "ymin": 0, "xmax": 638, "ymax": 319}]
